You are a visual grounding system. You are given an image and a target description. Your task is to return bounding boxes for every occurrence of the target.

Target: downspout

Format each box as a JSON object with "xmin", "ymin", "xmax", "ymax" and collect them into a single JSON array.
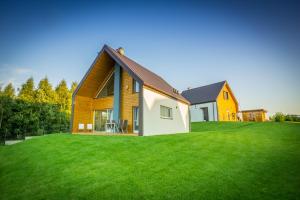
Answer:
[
  {"xmin": 70, "ymin": 94, "xmax": 75, "ymax": 133},
  {"xmin": 138, "ymin": 83, "xmax": 144, "ymax": 136},
  {"xmin": 113, "ymin": 63, "xmax": 121, "ymax": 122}
]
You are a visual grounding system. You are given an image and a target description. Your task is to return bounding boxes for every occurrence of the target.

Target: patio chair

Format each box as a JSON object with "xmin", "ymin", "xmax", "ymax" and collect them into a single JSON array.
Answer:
[
  {"xmin": 120, "ymin": 120, "xmax": 128, "ymax": 133},
  {"xmin": 118, "ymin": 119, "xmax": 123, "ymax": 133},
  {"xmin": 87, "ymin": 124, "xmax": 93, "ymax": 132},
  {"xmin": 111, "ymin": 120, "xmax": 118, "ymax": 133},
  {"xmin": 78, "ymin": 123, "xmax": 85, "ymax": 132},
  {"xmin": 106, "ymin": 120, "xmax": 112, "ymax": 132}
]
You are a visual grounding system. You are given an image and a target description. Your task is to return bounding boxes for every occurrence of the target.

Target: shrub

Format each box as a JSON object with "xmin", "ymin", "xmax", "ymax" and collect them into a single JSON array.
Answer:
[{"xmin": 273, "ymin": 112, "xmax": 285, "ymax": 122}]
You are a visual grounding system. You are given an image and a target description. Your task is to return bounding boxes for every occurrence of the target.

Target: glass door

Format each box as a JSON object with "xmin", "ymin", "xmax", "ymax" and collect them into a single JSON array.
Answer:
[
  {"xmin": 133, "ymin": 107, "xmax": 139, "ymax": 133},
  {"xmin": 94, "ymin": 109, "xmax": 113, "ymax": 132}
]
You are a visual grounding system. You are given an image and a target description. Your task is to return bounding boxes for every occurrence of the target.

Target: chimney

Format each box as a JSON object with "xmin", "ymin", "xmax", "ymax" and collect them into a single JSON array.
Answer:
[{"xmin": 116, "ymin": 47, "xmax": 125, "ymax": 55}]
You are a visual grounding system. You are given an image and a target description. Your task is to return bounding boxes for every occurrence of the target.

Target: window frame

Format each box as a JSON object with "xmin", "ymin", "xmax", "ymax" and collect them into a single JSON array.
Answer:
[
  {"xmin": 96, "ymin": 73, "xmax": 115, "ymax": 98},
  {"xmin": 132, "ymin": 79, "xmax": 140, "ymax": 93},
  {"xmin": 160, "ymin": 105, "xmax": 173, "ymax": 120},
  {"xmin": 223, "ymin": 91, "xmax": 229, "ymax": 100}
]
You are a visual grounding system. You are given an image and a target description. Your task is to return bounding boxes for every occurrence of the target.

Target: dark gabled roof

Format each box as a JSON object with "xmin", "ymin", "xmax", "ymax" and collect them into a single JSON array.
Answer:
[
  {"xmin": 104, "ymin": 45, "xmax": 189, "ymax": 104},
  {"xmin": 181, "ymin": 81, "xmax": 226, "ymax": 105},
  {"xmin": 74, "ymin": 45, "xmax": 189, "ymax": 104}
]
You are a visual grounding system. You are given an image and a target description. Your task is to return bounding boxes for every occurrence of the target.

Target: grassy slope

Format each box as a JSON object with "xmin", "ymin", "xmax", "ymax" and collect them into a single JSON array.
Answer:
[{"xmin": 0, "ymin": 122, "xmax": 300, "ymax": 200}]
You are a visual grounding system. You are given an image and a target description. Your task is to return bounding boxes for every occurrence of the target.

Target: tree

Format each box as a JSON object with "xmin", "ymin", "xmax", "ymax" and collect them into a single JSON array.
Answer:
[
  {"xmin": 0, "ymin": 95, "xmax": 4, "ymax": 144},
  {"xmin": 70, "ymin": 81, "xmax": 78, "ymax": 95},
  {"xmin": 55, "ymin": 80, "xmax": 70, "ymax": 112},
  {"xmin": 36, "ymin": 77, "xmax": 56, "ymax": 104},
  {"xmin": 68, "ymin": 81, "xmax": 78, "ymax": 112},
  {"xmin": 3, "ymin": 83, "xmax": 15, "ymax": 98},
  {"xmin": 18, "ymin": 77, "xmax": 35, "ymax": 102},
  {"xmin": 273, "ymin": 112, "xmax": 285, "ymax": 122}
]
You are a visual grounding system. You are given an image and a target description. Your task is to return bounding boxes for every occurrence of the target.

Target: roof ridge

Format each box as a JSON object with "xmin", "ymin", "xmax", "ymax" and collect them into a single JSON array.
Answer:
[
  {"xmin": 182, "ymin": 80, "xmax": 226, "ymax": 93},
  {"xmin": 107, "ymin": 45, "xmax": 171, "ymax": 86},
  {"xmin": 104, "ymin": 45, "xmax": 189, "ymax": 104}
]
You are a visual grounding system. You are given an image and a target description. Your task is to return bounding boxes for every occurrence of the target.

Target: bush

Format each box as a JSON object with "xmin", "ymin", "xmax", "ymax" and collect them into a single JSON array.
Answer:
[
  {"xmin": 0, "ymin": 96, "xmax": 70, "ymax": 140},
  {"xmin": 273, "ymin": 112, "xmax": 285, "ymax": 122}
]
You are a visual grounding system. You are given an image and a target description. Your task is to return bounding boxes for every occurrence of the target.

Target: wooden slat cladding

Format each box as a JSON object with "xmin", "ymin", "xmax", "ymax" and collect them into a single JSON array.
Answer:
[
  {"xmin": 77, "ymin": 52, "xmax": 115, "ymax": 97},
  {"xmin": 72, "ymin": 95, "xmax": 113, "ymax": 132},
  {"xmin": 216, "ymin": 83, "xmax": 239, "ymax": 121},
  {"xmin": 242, "ymin": 111, "xmax": 266, "ymax": 122},
  {"xmin": 120, "ymin": 70, "xmax": 139, "ymax": 133},
  {"xmin": 72, "ymin": 70, "xmax": 138, "ymax": 133}
]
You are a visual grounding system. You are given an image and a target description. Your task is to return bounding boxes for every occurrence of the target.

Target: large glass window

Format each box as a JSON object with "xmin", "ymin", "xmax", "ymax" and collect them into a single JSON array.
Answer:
[
  {"xmin": 160, "ymin": 105, "xmax": 173, "ymax": 119},
  {"xmin": 133, "ymin": 107, "xmax": 139, "ymax": 133},
  {"xmin": 97, "ymin": 74, "xmax": 114, "ymax": 98},
  {"xmin": 94, "ymin": 109, "xmax": 113, "ymax": 132}
]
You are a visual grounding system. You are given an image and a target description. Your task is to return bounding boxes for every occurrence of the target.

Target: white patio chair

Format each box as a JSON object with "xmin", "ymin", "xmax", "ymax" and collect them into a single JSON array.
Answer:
[
  {"xmin": 78, "ymin": 123, "xmax": 85, "ymax": 132},
  {"xmin": 87, "ymin": 124, "xmax": 93, "ymax": 132}
]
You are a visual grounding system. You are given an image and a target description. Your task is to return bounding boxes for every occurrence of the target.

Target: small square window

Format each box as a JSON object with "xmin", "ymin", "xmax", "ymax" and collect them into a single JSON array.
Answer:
[{"xmin": 160, "ymin": 105, "xmax": 173, "ymax": 119}]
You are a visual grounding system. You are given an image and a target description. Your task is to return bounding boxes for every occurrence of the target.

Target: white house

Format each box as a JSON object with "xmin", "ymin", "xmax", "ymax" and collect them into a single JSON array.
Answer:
[{"xmin": 71, "ymin": 45, "xmax": 190, "ymax": 136}]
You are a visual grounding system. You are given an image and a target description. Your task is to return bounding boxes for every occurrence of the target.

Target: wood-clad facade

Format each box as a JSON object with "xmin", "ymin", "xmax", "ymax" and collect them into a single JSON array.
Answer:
[
  {"xmin": 216, "ymin": 83, "xmax": 239, "ymax": 121},
  {"xmin": 182, "ymin": 81, "xmax": 239, "ymax": 122},
  {"xmin": 72, "ymin": 69, "xmax": 139, "ymax": 133},
  {"xmin": 120, "ymin": 71, "xmax": 139, "ymax": 133},
  {"xmin": 71, "ymin": 45, "xmax": 190, "ymax": 136},
  {"xmin": 241, "ymin": 109, "xmax": 267, "ymax": 122}
]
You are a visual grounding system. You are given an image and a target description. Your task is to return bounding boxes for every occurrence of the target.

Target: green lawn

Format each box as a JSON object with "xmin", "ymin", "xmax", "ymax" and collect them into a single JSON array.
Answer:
[{"xmin": 0, "ymin": 122, "xmax": 300, "ymax": 200}]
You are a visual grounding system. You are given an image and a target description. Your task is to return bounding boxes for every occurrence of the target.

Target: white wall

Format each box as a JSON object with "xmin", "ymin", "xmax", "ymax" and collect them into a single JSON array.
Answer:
[
  {"xmin": 143, "ymin": 88, "xmax": 190, "ymax": 136},
  {"xmin": 190, "ymin": 102, "xmax": 218, "ymax": 122}
]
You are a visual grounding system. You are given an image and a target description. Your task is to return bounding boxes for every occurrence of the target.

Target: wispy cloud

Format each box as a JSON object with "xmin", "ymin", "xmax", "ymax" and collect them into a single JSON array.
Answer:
[
  {"xmin": 0, "ymin": 64, "xmax": 35, "ymax": 89},
  {"xmin": 14, "ymin": 67, "xmax": 32, "ymax": 74}
]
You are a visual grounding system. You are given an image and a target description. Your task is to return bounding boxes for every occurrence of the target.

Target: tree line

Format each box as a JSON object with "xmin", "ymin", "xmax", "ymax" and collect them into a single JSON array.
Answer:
[
  {"xmin": 0, "ymin": 77, "xmax": 77, "ymax": 143},
  {"xmin": 270, "ymin": 112, "xmax": 300, "ymax": 122}
]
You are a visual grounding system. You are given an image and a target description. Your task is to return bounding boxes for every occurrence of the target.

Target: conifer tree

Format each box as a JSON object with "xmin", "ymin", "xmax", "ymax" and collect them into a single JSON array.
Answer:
[
  {"xmin": 55, "ymin": 80, "xmax": 70, "ymax": 112},
  {"xmin": 69, "ymin": 81, "xmax": 78, "ymax": 112},
  {"xmin": 70, "ymin": 81, "xmax": 78, "ymax": 95},
  {"xmin": 3, "ymin": 83, "xmax": 15, "ymax": 98},
  {"xmin": 18, "ymin": 77, "xmax": 35, "ymax": 102},
  {"xmin": 36, "ymin": 77, "xmax": 56, "ymax": 104}
]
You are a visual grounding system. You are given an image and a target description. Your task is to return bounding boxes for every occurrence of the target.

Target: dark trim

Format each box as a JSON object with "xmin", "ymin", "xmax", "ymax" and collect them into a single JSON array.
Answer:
[
  {"xmin": 190, "ymin": 100, "xmax": 216, "ymax": 105},
  {"xmin": 104, "ymin": 45, "xmax": 144, "ymax": 86},
  {"xmin": 70, "ymin": 97, "xmax": 75, "ymax": 133},
  {"xmin": 188, "ymin": 107, "xmax": 191, "ymax": 132},
  {"xmin": 138, "ymin": 83, "xmax": 143, "ymax": 136}
]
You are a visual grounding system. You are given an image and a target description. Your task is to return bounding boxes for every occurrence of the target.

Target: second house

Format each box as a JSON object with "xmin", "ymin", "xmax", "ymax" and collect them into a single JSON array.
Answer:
[{"xmin": 182, "ymin": 81, "xmax": 239, "ymax": 122}]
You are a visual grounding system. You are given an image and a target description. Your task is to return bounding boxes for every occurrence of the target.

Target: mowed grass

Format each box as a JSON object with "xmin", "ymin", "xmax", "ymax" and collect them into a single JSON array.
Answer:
[{"xmin": 0, "ymin": 122, "xmax": 300, "ymax": 200}]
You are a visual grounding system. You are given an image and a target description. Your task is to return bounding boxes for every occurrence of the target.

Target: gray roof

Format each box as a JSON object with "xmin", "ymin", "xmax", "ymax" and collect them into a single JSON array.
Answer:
[{"xmin": 181, "ymin": 81, "xmax": 226, "ymax": 105}]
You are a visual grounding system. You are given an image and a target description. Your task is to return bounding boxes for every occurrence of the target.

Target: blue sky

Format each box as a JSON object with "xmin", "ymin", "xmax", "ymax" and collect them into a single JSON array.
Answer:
[{"xmin": 0, "ymin": 0, "xmax": 299, "ymax": 115}]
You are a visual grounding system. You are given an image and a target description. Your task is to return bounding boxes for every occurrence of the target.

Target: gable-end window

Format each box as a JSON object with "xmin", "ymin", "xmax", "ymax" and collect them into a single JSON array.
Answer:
[
  {"xmin": 97, "ymin": 73, "xmax": 114, "ymax": 98},
  {"xmin": 133, "ymin": 79, "xmax": 140, "ymax": 93},
  {"xmin": 223, "ymin": 91, "xmax": 229, "ymax": 100},
  {"xmin": 160, "ymin": 105, "xmax": 173, "ymax": 119}
]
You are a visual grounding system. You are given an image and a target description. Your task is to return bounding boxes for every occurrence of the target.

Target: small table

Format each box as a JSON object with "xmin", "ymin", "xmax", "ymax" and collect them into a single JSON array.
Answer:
[{"xmin": 105, "ymin": 122, "xmax": 117, "ymax": 133}]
